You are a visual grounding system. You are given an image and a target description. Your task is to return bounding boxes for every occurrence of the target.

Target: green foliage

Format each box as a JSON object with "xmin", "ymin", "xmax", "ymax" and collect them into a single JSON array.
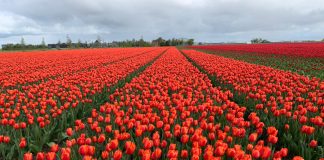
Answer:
[
  {"xmin": 251, "ymin": 38, "xmax": 271, "ymax": 43},
  {"xmin": 187, "ymin": 39, "xmax": 194, "ymax": 45},
  {"xmin": 41, "ymin": 37, "xmax": 46, "ymax": 48},
  {"xmin": 1, "ymin": 36, "xmax": 195, "ymax": 50},
  {"xmin": 20, "ymin": 37, "xmax": 25, "ymax": 46},
  {"xmin": 2, "ymin": 44, "xmax": 47, "ymax": 51},
  {"xmin": 2, "ymin": 37, "xmax": 47, "ymax": 51},
  {"xmin": 111, "ymin": 38, "xmax": 152, "ymax": 47},
  {"xmin": 76, "ymin": 39, "xmax": 82, "ymax": 48},
  {"xmin": 93, "ymin": 36, "xmax": 102, "ymax": 48},
  {"xmin": 66, "ymin": 35, "xmax": 72, "ymax": 48},
  {"xmin": 152, "ymin": 37, "xmax": 194, "ymax": 46}
]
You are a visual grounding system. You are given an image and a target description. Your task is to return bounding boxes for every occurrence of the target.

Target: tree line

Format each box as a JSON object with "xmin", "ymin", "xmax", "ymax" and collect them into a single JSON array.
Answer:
[
  {"xmin": 1, "ymin": 36, "xmax": 195, "ymax": 51},
  {"xmin": 250, "ymin": 38, "xmax": 271, "ymax": 44},
  {"xmin": 1, "ymin": 37, "xmax": 47, "ymax": 51}
]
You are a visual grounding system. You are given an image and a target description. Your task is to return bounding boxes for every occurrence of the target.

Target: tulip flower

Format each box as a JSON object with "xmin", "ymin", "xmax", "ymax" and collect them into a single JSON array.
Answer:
[
  {"xmin": 309, "ymin": 140, "xmax": 318, "ymax": 148},
  {"xmin": 113, "ymin": 150, "xmax": 122, "ymax": 160},
  {"xmin": 23, "ymin": 152, "xmax": 33, "ymax": 160},
  {"xmin": 125, "ymin": 141, "xmax": 136, "ymax": 155},
  {"xmin": 19, "ymin": 138, "xmax": 27, "ymax": 148}
]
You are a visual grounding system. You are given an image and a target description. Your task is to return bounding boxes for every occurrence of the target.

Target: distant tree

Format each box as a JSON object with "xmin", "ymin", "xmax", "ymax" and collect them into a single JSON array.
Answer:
[
  {"xmin": 94, "ymin": 36, "xmax": 102, "ymax": 48},
  {"xmin": 138, "ymin": 38, "xmax": 145, "ymax": 47},
  {"xmin": 165, "ymin": 39, "xmax": 171, "ymax": 46},
  {"xmin": 178, "ymin": 39, "xmax": 184, "ymax": 46},
  {"xmin": 20, "ymin": 37, "xmax": 26, "ymax": 47},
  {"xmin": 151, "ymin": 37, "xmax": 195, "ymax": 46},
  {"xmin": 153, "ymin": 37, "xmax": 165, "ymax": 46},
  {"xmin": 251, "ymin": 38, "xmax": 260, "ymax": 44},
  {"xmin": 85, "ymin": 41, "xmax": 88, "ymax": 48},
  {"xmin": 66, "ymin": 34, "xmax": 72, "ymax": 48},
  {"xmin": 76, "ymin": 39, "xmax": 82, "ymax": 48},
  {"xmin": 41, "ymin": 37, "xmax": 46, "ymax": 48},
  {"xmin": 2, "ymin": 37, "xmax": 48, "ymax": 51},
  {"xmin": 57, "ymin": 40, "xmax": 61, "ymax": 49},
  {"xmin": 187, "ymin": 39, "xmax": 194, "ymax": 46},
  {"xmin": 322, "ymin": 38, "xmax": 324, "ymax": 42},
  {"xmin": 251, "ymin": 38, "xmax": 270, "ymax": 44}
]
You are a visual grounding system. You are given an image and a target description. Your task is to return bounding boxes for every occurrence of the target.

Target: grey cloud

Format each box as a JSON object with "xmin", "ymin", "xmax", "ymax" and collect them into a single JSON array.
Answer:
[{"xmin": 0, "ymin": 0, "xmax": 324, "ymax": 45}]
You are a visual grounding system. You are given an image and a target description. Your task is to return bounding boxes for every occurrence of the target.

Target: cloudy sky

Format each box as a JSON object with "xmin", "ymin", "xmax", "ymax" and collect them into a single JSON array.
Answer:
[{"xmin": 0, "ymin": 0, "xmax": 324, "ymax": 45}]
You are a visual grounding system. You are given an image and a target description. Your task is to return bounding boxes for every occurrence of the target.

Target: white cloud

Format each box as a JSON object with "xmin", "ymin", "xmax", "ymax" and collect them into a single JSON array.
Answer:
[{"xmin": 0, "ymin": 11, "xmax": 42, "ymax": 37}]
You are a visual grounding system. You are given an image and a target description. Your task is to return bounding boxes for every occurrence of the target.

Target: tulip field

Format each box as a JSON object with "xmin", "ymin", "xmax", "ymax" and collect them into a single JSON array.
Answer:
[
  {"xmin": 0, "ymin": 46, "xmax": 323, "ymax": 160},
  {"xmin": 190, "ymin": 43, "xmax": 324, "ymax": 79}
]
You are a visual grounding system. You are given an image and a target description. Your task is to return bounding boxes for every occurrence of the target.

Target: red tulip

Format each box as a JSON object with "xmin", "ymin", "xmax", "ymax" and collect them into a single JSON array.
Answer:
[
  {"xmin": 135, "ymin": 128, "xmax": 143, "ymax": 137},
  {"xmin": 181, "ymin": 134, "xmax": 189, "ymax": 144},
  {"xmin": 88, "ymin": 145, "xmax": 95, "ymax": 156},
  {"xmin": 24, "ymin": 152, "xmax": 33, "ymax": 160},
  {"xmin": 215, "ymin": 146, "xmax": 225, "ymax": 156},
  {"xmin": 260, "ymin": 147, "xmax": 271, "ymax": 159},
  {"xmin": 198, "ymin": 136, "xmax": 207, "ymax": 147},
  {"xmin": 46, "ymin": 152, "xmax": 56, "ymax": 160},
  {"xmin": 309, "ymin": 140, "xmax": 317, "ymax": 148},
  {"xmin": 50, "ymin": 144, "xmax": 59, "ymax": 152},
  {"xmin": 280, "ymin": 148, "xmax": 288, "ymax": 157},
  {"xmin": 61, "ymin": 148, "xmax": 71, "ymax": 160},
  {"xmin": 101, "ymin": 151, "xmax": 109, "ymax": 159},
  {"xmin": 36, "ymin": 152, "xmax": 45, "ymax": 160},
  {"xmin": 142, "ymin": 149, "xmax": 151, "ymax": 160},
  {"xmin": 267, "ymin": 126, "xmax": 278, "ymax": 136},
  {"xmin": 226, "ymin": 148, "xmax": 235, "ymax": 157},
  {"xmin": 3, "ymin": 136, "xmax": 10, "ymax": 143},
  {"xmin": 79, "ymin": 145, "xmax": 88, "ymax": 156},
  {"xmin": 293, "ymin": 156, "xmax": 305, "ymax": 160},
  {"xmin": 252, "ymin": 149, "xmax": 260, "ymax": 158},
  {"xmin": 161, "ymin": 140, "xmax": 167, "ymax": 148},
  {"xmin": 19, "ymin": 138, "xmax": 27, "ymax": 148},
  {"xmin": 66, "ymin": 128, "xmax": 73, "ymax": 136},
  {"xmin": 181, "ymin": 150, "xmax": 188, "ymax": 159},
  {"xmin": 285, "ymin": 124, "xmax": 290, "ymax": 131},
  {"xmin": 156, "ymin": 120, "xmax": 163, "ymax": 128},
  {"xmin": 246, "ymin": 144, "xmax": 253, "ymax": 151},
  {"xmin": 268, "ymin": 135, "xmax": 278, "ymax": 144},
  {"xmin": 108, "ymin": 139, "xmax": 119, "ymax": 151},
  {"xmin": 113, "ymin": 150, "xmax": 122, "ymax": 160},
  {"xmin": 97, "ymin": 134, "xmax": 106, "ymax": 143},
  {"xmin": 301, "ymin": 125, "xmax": 315, "ymax": 135},
  {"xmin": 125, "ymin": 141, "xmax": 136, "ymax": 155},
  {"xmin": 143, "ymin": 138, "xmax": 153, "ymax": 149},
  {"xmin": 203, "ymin": 150, "xmax": 213, "ymax": 159},
  {"xmin": 152, "ymin": 148, "xmax": 162, "ymax": 159},
  {"xmin": 248, "ymin": 133, "xmax": 258, "ymax": 142}
]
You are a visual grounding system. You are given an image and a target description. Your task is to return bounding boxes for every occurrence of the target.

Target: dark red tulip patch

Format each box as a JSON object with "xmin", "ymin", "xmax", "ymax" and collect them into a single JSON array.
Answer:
[{"xmin": 189, "ymin": 43, "xmax": 324, "ymax": 57}]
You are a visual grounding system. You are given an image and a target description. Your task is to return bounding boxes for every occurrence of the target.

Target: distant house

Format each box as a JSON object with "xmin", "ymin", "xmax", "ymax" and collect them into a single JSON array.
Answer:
[
  {"xmin": 47, "ymin": 43, "xmax": 89, "ymax": 49},
  {"xmin": 1, "ymin": 44, "xmax": 14, "ymax": 49},
  {"xmin": 47, "ymin": 44, "xmax": 57, "ymax": 49},
  {"xmin": 47, "ymin": 43, "xmax": 67, "ymax": 49},
  {"xmin": 151, "ymin": 40, "xmax": 160, "ymax": 46}
]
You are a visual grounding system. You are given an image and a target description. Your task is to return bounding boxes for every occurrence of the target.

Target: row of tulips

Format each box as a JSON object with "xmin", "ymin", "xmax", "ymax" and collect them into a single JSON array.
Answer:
[
  {"xmin": 0, "ymin": 48, "xmax": 157, "ymax": 90},
  {"xmin": 0, "ymin": 48, "xmax": 166, "ymax": 159},
  {"xmin": 17, "ymin": 47, "xmax": 311, "ymax": 160},
  {"xmin": 182, "ymin": 49, "xmax": 323, "ymax": 159},
  {"xmin": 192, "ymin": 49, "xmax": 324, "ymax": 80},
  {"xmin": 189, "ymin": 43, "xmax": 324, "ymax": 57}
]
